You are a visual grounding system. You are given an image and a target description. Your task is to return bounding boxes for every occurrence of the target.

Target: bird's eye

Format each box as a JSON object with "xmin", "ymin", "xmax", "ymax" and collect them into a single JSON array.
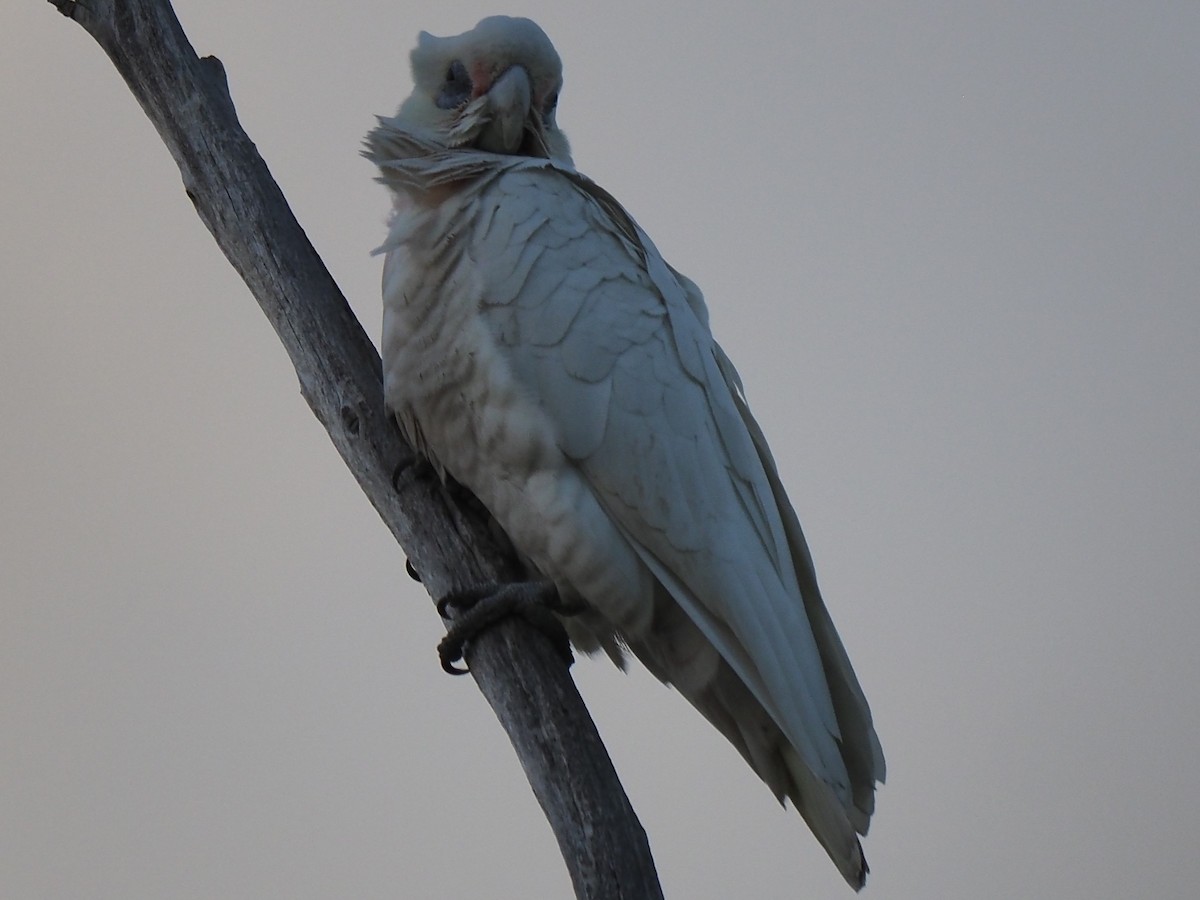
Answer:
[
  {"xmin": 543, "ymin": 91, "xmax": 559, "ymax": 114},
  {"xmin": 436, "ymin": 60, "xmax": 472, "ymax": 109}
]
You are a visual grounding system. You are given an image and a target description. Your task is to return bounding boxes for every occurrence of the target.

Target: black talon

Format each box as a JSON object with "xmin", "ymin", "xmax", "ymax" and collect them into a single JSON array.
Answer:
[
  {"xmin": 405, "ymin": 559, "xmax": 422, "ymax": 583},
  {"xmin": 438, "ymin": 638, "xmax": 472, "ymax": 676}
]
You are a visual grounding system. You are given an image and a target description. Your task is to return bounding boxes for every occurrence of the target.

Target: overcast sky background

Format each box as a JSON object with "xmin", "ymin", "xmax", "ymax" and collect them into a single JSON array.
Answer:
[{"xmin": 3, "ymin": 2, "xmax": 1198, "ymax": 898}]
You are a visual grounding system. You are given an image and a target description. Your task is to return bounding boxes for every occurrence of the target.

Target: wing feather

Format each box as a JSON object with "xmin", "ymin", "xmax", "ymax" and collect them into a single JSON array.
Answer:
[{"xmin": 469, "ymin": 166, "xmax": 861, "ymax": 794}]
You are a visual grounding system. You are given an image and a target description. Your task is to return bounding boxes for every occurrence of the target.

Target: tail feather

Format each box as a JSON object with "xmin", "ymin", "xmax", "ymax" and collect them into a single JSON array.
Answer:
[
  {"xmin": 783, "ymin": 746, "xmax": 869, "ymax": 890},
  {"xmin": 623, "ymin": 592, "xmax": 871, "ymax": 890}
]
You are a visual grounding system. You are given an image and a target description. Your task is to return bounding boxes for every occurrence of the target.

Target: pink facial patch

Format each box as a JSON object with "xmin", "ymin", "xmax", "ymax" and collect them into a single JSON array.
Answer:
[{"xmin": 470, "ymin": 61, "xmax": 492, "ymax": 98}]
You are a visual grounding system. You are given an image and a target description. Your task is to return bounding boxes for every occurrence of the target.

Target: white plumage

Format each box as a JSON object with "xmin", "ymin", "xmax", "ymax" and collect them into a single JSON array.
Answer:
[{"xmin": 365, "ymin": 16, "xmax": 884, "ymax": 888}]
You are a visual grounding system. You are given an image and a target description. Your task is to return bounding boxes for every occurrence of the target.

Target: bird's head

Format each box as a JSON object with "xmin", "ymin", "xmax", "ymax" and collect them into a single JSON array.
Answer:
[{"xmin": 396, "ymin": 16, "xmax": 572, "ymax": 165}]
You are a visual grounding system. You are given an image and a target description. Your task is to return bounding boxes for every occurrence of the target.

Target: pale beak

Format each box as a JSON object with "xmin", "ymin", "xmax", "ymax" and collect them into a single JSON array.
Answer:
[{"xmin": 479, "ymin": 65, "xmax": 533, "ymax": 154}]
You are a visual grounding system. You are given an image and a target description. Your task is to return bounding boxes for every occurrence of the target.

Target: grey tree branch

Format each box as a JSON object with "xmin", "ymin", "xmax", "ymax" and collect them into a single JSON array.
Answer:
[{"xmin": 47, "ymin": 1, "xmax": 664, "ymax": 897}]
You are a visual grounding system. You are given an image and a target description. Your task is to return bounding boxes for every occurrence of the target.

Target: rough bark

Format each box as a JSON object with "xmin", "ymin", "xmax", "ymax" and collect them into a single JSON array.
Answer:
[{"xmin": 47, "ymin": 1, "xmax": 664, "ymax": 897}]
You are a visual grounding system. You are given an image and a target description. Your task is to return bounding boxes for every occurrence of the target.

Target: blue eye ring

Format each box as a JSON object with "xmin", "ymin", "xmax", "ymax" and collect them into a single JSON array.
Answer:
[{"xmin": 436, "ymin": 60, "xmax": 472, "ymax": 110}]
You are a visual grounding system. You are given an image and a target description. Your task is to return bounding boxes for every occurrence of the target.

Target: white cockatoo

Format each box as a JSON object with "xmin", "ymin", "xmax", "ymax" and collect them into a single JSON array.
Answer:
[{"xmin": 365, "ymin": 16, "xmax": 884, "ymax": 889}]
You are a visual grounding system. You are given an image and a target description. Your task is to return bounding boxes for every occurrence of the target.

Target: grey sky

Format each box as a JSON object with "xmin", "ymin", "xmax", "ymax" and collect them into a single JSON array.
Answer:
[{"xmin": 3, "ymin": 2, "xmax": 1198, "ymax": 898}]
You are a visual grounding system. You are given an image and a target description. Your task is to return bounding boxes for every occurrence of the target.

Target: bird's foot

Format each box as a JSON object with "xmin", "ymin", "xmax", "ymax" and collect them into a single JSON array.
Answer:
[
  {"xmin": 436, "ymin": 581, "xmax": 574, "ymax": 675},
  {"xmin": 391, "ymin": 454, "xmax": 435, "ymax": 494}
]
